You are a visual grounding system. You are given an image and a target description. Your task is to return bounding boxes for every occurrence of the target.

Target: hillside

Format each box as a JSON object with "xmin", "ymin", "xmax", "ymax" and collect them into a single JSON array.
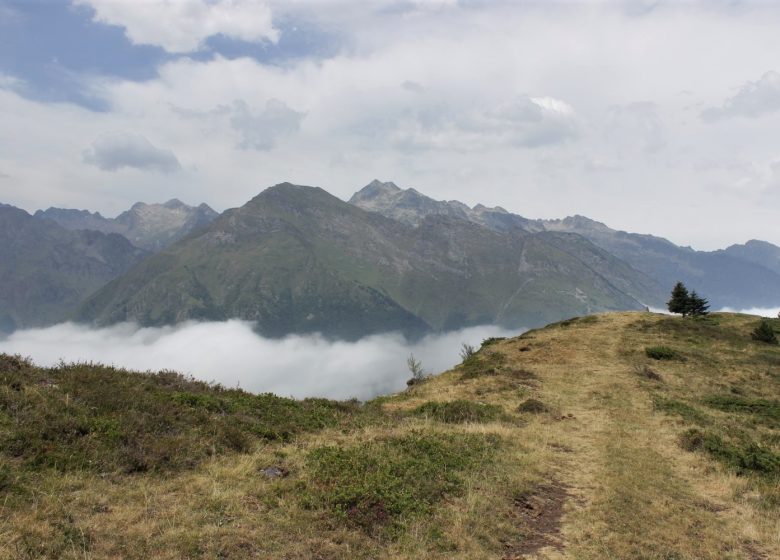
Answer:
[
  {"xmin": 0, "ymin": 205, "xmax": 148, "ymax": 330},
  {"xmin": 1, "ymin": 311, "xmax": 779, "ymax": 559},
  {"xmin": 76, "ymin": 183, "xmax": 660, "ymax": 338}
]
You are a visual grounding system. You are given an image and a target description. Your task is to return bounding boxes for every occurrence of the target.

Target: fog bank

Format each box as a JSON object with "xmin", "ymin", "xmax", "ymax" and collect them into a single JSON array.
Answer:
[
  {"xmin": 0, "ymin": 321, "xmax": 519, "ymax": 400},
  {"xmin": 717, "ymin": 306, "xmax": 780, "ymax": 318}
]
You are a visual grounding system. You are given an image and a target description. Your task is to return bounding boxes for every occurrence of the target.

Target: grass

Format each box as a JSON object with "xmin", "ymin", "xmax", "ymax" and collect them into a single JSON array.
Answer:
[
  {"xmin": 2, "ymin": 311, "xmax": 780, "ymax": 559},
  {"xmin": 411, "ymin": 400, "xmax": 503, "ymax": 423},
  {"xmin": 702, "ymin": 395, "xmax": 780, "ymax": 427},
  {"xmin": 304, "ymin": 431, "xmax": 499, "ymax": 536},
  {"xmin": 0, "ymin": 357, "xmax": 361, "ymax": 474},
  {"xmin": 653, "ymin": 396, "xmax": 708, "ymax": 425}
]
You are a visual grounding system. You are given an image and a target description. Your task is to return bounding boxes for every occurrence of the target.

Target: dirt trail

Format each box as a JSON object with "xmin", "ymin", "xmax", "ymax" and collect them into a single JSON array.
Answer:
[{"xmin": 511, "ymin": 314, "xmax": 768, "ymax": 560}]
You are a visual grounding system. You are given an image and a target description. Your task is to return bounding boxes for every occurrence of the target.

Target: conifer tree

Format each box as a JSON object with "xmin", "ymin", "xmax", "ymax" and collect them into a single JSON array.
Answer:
[
  {"xmin": 751, "ymin": 319, "xmax": 778, "ymax": 345},
  {"xmin": 687, "ymin": 291, "xmax": 710, "ymax": 317},
  {"xmin": 667, "ymin": 282, "xmax": 690, "ymax": 316}
]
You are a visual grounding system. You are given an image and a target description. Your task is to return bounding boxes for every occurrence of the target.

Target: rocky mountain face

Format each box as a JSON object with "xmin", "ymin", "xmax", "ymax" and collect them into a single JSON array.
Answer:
[
  {"xmin": 349, "ymin": 180, "xmax": 542, "ymax": 232},
  {"xmin": 35, "ymin": 199, "xmax": 218, "ymax": 252},
  {"xmin": 0, "ymin": 205, "xmax": 148, "ymax": 331},
  {"xmin": 351, "ymin": 181, "xmax": 780, "ymax": 310},
  {"xmin": 77, "ymin": 183, "xmax": 662, "ymax": 339}
]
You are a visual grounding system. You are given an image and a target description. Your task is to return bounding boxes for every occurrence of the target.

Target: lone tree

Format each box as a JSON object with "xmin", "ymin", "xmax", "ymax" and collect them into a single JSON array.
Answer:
[
  {"xmin": 667, "ymin": 282, "xmax": 690, "ymax": 316},
  {"xmin": 667, "ymin": 282, "xmax": 709, "ymax": 318},
  {"xmin": 751, "ymin": 319, "xmax": 778, "ymax": 345}
]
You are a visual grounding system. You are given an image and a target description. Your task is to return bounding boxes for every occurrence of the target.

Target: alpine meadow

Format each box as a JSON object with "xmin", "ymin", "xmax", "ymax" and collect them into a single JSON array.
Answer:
[{"xmin": 1, "ymin": 1, "xmax": 780, "ymax": 559}]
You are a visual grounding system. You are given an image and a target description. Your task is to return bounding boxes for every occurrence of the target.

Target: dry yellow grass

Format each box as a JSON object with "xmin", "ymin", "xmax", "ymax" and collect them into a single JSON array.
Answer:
[{"xmin": 1, "ymin": 311, "xmax": 778, "ymax": 559}]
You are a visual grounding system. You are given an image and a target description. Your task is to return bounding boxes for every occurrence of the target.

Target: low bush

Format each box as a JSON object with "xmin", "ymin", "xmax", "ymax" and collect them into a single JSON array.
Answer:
[
  {"xmin": 412, "ymin": 400, "xmax": 502, "ymax": 423},
  {"xmin": 679, "ymin": 428, "xmax": 780, "ymax": 475},
  {"xmin": 645, "ymin": 346, "xmax": 679, "ymax": 360},
  {"xmin": 751, "ymin": 319, "xmax": 779, "ymax": 345},
  {"xmin": 305, "ymin": 431, "xmax": 498, "ymax": 535},
  {"xmin": 459, "ymin": 350, "xmax": 507, "ymax": 379},
  {"xmin": 517, "ymin": 398, "xmax": 548, "ymax": 414},
  {"xmin": 481, "ymin": 337, "xmax": 506, "ymax": 348}
]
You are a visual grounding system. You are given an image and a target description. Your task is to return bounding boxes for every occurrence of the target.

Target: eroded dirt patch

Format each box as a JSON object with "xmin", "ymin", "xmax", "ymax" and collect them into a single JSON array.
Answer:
[{"xmin": 503, "ymin": 483, "xmax": 569, "ymax": 559}]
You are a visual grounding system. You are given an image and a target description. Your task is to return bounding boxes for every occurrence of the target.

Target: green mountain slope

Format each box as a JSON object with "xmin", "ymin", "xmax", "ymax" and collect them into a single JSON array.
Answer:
[
  {"xmin": 2, "ymin": 312, "xmax": 778, "ymax": 558},
  {"xmin": 78, "ymin": 183, "xmax": 659, "ymax": 337},
  {"xmin": 0, "ymin": 205, "xmax": 148, "ymax": 330},
  {"xmin": 350, "ymin": 181, "xmax": 780, "ymax": 310}
]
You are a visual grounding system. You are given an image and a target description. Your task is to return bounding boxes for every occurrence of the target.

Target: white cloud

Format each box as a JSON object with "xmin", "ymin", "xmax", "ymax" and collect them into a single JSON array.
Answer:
[
  {"xmin": 702, "ymin": 71, "xmax": 780, "ymax": 121},
  {"xmin": 4, "ymin": 3, "xmax": 780, "ymax": 249},
  {"xmin": 717, "ymin": 306, "xmax": 780, "ymax": 318},
  {"xmin": 0, "ymin": 321, "xmax": 519, "ymax": 400},
  {"xmin": 230, "ymin": 99, "xmax": 305, "ymax": 151},
  {"xmin": 83, "ymin": 132, "xmax": 181, "ymax": 173},
  {"xmin": 76, "ymin": 0, "xmax": 279, "ymax": 53}
]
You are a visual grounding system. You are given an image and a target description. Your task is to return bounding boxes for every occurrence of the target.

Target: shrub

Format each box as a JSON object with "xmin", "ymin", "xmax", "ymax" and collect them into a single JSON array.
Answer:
[
  {"xmin": 412, "ymin": 400, "xmax": 502, "ymax": 423},
  {"xmin": 459, "ymin": 350, "xmax": 506, "ymax": 379},
  {"xmin": 679, "ymin": 428, "xmax": 780, "ymax": 475},
  {"xmin": 517, "ymin": 398, "xmax": 548, "ymax": 414},
  {"xmin": 751, "ymin": 319, "xmax": 778, "ymax": 345},
  {"xmin": 459, "ymin": 343, "xmax": 476, "ymax": 362},
  {"xmin": 406, "ymin": 354, "xmax": 427, "ymax": 385},
  {"xmin": 481, "ymin": 337, "xmax": 506, "ymax": 348},
  {"xmin": 645, "ymin": 346, "xmax": 679, "ymax": 360}
]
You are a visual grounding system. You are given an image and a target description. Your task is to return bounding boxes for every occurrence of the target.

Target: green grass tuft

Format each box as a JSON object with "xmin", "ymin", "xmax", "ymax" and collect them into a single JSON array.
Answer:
[
  {"xmin": 645, "ymin": 346, "xmax": 680, "ymax": 360},
  {"xmin": 702, "ymin": 395, "xmax": 780, "ymax": 428},
  {"xmin": 412, "ymin": 400, "xmax": 503, "ymax": 423}
]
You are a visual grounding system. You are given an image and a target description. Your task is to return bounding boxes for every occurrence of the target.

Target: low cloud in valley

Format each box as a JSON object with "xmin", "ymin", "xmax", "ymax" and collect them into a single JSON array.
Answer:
[{"xmin": 0, "ymin": 321, "xmax": 519, "ymax": 400}]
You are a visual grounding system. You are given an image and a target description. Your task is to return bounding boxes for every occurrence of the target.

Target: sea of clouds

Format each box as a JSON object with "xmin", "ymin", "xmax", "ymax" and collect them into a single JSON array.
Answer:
[{"xmin": 0, "ymin": 321, "xmax": 519, "ymax": 400}]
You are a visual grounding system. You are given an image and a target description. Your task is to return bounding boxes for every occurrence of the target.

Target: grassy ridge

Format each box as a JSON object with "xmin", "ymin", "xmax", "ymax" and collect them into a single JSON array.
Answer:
[{"xmin": 1, "ymin": 312, "xmax": 780, "ymax": 559}]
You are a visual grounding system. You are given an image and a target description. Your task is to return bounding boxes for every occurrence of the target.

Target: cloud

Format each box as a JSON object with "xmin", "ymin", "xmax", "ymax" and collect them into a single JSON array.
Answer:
[
  {"xmin": 702, "ymin": 71, "xmax": 780, "ymax": 121},
  {"xmin": 75, "ymin": 0, "xmax": 279, "ymax": 53},
  {"xmin": 606, "ymin": 102, "xmax": 665, "ymax": 153},
  {"xmin": 0, "ymin": 321, "xmax": 519, "ymax": 400},
  {"xmin": 230, "ymin": 99, "xmax": 305, "ymax": 151},
  {"xmin": 368, "ymin": 95, "xmax": 578, "ymax": 153},
  {"xmin": 83, "ymin": 132, "xmax": 181, "ymax": 173},
  {"xmin": 717, "ymin": 306, "xmax": 780, "ymax": 318}
]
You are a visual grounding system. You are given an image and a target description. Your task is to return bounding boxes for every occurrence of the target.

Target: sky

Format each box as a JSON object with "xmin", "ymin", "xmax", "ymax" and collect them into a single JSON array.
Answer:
[{"xmin": 0, "ymin": 0, "xmax": 779, "ymax": 250}]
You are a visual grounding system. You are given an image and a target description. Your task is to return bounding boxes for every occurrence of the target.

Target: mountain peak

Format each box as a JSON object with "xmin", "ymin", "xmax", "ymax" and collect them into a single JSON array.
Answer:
[
  {"xmin": 349, "ymin": 180, "xmax": 402, "ymax": 204},
  {"xmin": 163, "ymin": 199, "xmax": 186, "ymax": 209}
]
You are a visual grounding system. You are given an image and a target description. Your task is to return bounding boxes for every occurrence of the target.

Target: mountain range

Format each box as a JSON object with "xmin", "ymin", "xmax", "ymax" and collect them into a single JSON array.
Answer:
[
  {"xmin": 1, "ymin": 181, "xmax": 778, "ymax": 337},
  {"xmin": 35, "ymin": 199, "xmax": 219, "ymax": 251}
]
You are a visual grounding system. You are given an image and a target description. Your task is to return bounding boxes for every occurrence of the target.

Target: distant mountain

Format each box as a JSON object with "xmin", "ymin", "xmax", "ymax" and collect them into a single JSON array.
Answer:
[
  {"xmin": 349, "ymin": 180, "xmax": 542, "ymax": 232},
  {"xmin": 35, "ymin": 199, "xmax": 218, "ymax": 251},
  {"xmin": 78, "ymin": 183, "xmax": 661, "ymax": 339},
  {"xmin": 721, "ymin": 240, "xmax": 780, "ymax": 277},
  {"xmin": 0, "ymin": 205, "xmax": 148, "ymax": 331},
  {"xmin": 351, "ymin": 181, "xmax": 780, "ymax": 310},
  {"xmin": 542, "ymin": 216, "xmax": 780, "ymax": 310}
]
